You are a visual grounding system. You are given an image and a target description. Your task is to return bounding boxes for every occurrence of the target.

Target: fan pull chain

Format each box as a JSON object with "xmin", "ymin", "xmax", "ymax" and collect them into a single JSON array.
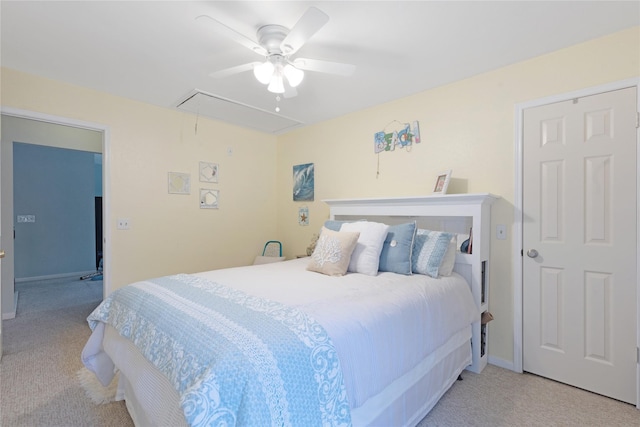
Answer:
[{"xmin": 275, "ymin": 95, "xmax": 281, "ymax": 113}]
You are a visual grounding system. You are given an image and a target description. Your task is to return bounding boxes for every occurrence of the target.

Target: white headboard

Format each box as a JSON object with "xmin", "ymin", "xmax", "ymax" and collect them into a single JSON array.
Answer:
[{"xmin": 323, "ymin": 193, "xmax": 499, "ymax": 373}]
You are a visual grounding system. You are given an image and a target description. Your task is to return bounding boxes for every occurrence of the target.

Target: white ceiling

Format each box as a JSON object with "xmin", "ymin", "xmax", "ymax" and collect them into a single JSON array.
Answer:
[{"xmin": 2, "ymin": 1, "xmax": 639, "ymax": 134}]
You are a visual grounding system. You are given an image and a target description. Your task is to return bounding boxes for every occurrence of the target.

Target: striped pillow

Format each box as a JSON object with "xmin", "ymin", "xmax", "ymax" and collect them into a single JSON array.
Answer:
[{"xmin": 412, "ymin": 229, "xmax": 455, "ymax": 278}]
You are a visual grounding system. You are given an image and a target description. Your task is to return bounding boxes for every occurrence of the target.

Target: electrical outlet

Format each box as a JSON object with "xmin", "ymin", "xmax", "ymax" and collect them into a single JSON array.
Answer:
[
  {"xmin": 496, "ymin": 224, "xmax": 507, "ymax": 240},
  {"xmin": 117, "ymin": 218, "xmax": 131, "ymax": 230}
]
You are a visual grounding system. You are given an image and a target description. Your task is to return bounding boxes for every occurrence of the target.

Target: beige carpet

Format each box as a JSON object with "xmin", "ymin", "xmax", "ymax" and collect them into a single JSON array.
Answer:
[
  {"xmin": 1, "ymin": 278, "xmax": 133, "ymax": 427},
  {"xmin": 420, "ymin": 365, "xmax": 639, "ymax": 426},
  {"xmin": 1, "ymin": 278, "xmax": 638, "ymax": 426}
]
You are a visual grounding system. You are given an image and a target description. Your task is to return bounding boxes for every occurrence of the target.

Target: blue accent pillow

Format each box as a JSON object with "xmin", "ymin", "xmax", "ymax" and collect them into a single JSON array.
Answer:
[
  {"xmin": 324, "ymin": 220, "xmax": 348, "ymax": 231},
  {"xmin": 412, "ymin": 229, "xmax": 455, "ymax": 278},
  {"xmin": 378, "ymin": 222, "xmax": 417, "ymax": 275}
]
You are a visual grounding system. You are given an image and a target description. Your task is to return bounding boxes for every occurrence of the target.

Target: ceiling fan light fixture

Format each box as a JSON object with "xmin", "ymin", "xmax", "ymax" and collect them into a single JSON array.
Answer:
[
  {"xmin": 253, "ymin": 61, "xmax": 274, "ymax": 85},
  {"xmin": 283, "ymin": 64, "xmax": 304, "ymax": 88},
  {"xmin": 268, "ymin": 75, "xmax": 285, "ymax": 93}
]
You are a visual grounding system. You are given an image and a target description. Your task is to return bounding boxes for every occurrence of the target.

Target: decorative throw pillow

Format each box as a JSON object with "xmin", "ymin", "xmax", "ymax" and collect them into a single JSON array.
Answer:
[
  {"xmin": 340, "ymin": 221, "xmax": 389, "ymax": 276},
  {"xmin": 307, "ymin": 227, "xmax": 360, "ymax": 276},
  {"xmin": 378, "ymin": 222, "xmax": 417, "ymax": 275},
  {"xmin": 324, "ymin": 220, "xmax": 348, "ymax": 232},
  {"xmin": 412, "ymin": 229, "xmax": 456, "ymax": 278},
  {"xmin": 438, "ymin": 238, "xmax": 458, "ymax": 276}
]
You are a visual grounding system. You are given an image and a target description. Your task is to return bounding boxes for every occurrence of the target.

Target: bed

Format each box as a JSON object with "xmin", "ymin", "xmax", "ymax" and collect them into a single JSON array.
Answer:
[{"xmin": 82, "ymin": 194, "xmax": 497, "ymax": 426}]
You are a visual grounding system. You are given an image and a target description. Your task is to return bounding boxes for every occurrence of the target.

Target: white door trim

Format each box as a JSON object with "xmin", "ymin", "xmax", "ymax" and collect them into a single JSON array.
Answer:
[
  {"xmin": 0, "ymin": 107, "xmax": 112, "ymax": 298},
  {"xmin": 513, "ymin": 77, "xmax": 640, "ymax": 408}
]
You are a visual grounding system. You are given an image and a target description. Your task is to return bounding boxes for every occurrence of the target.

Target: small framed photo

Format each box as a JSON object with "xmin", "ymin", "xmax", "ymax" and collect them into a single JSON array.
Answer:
[
  {"xmin": 433, "ymin": 170, "xmax": 452, "ymax": 194},
  {"xmin": 298, "ymin": 206, "xmax": 309, "ymax": 226},
  {"xmin": 200, "ymin": 188, "xmax": 219, "ymax": 209},
  {"xmin": 199, "ymin": 161, "xmax": 218, "ymax": 183},
  {"xmin": 168, "ymin": 172, "xmax": 190, "ymax": 195}
]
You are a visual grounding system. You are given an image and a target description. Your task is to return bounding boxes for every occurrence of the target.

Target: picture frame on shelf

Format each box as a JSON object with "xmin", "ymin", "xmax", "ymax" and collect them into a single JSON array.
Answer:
[{"xmin": 432, "ymin": 170, "xmax": 452, "ymax": 195}]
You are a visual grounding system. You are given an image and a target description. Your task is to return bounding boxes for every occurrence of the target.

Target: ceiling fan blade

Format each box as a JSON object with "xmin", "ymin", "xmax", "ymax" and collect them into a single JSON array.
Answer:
[
  {"xmin": 197, "ymin": 15, "xmax": 267, "ymax": 56},
  {"xmin": 280, "ymin": 7, "xmax": 329, "ymax": 55},
  {"xmin": 293, "ymin": 58, "xmax": 356, "ymax": 76},
  {"xmin": 209, "ymin": 62, "xmax": 261, "ymax": 79}
]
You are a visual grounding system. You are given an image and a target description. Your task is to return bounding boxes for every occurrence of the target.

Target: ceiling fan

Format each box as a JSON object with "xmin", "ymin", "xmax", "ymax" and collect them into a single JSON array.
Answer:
[{"xmin": 197, "ymin": 7, "xmax": 356, "ymax": 97}]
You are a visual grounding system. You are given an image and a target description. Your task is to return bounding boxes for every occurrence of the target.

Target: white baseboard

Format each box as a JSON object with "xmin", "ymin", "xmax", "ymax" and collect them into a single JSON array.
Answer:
[
  {"xmin": 15, "ymin": 270, "xmax": 95, "ymax": 283},
  {"xmin": 488, "ymin": 355, "xmax": 516, "ymax": 372}
]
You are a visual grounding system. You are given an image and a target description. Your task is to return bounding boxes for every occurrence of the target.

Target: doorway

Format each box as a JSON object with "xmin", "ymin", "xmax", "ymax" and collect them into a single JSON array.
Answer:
[
  {"xmin": 513, "ymin": 79, "xmax": 640, "ymax": 407},
  {"xmin": 0, "ymin": 109, "xmax": 110, "ymax": 329}
]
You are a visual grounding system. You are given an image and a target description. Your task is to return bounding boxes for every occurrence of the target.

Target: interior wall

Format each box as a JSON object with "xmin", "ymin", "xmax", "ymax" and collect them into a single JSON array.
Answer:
[
  {"xmin": 1, "ymin": 115, "xmax": 104, "ymax": 314},
  {"xmin": 276, "ymin": 26, "xmax": 640, "ymax": 366},
  {"xmin": 0, "ymin": 68, "xmax": 279, "ymax": 304},
  {"xmin": 13, "ymin": 142, "xmax": 96, "ymax": 279}
]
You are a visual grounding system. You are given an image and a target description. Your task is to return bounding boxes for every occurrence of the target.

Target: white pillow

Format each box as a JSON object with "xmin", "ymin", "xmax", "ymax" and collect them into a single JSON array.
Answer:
[
  {"xmin": 438, "ymin": 238, "xmax": 458, "ymax": 276},
  {"xmin": 340, "ymin": 221, "xmax": 389, "ymax": 276}
]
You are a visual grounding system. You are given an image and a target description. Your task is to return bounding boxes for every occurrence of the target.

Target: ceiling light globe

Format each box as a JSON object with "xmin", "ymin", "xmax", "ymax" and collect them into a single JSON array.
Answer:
[
  {"xmin": 267, "ymin": 75, "xmax": 285, "ymax": 94},
  {"xmin": 283, "ymin": 64, "xmax": 304, "ymax": 88},
  {"xmin": 254, "ymin": 61, "xmax": 274, "ymax": 85}
]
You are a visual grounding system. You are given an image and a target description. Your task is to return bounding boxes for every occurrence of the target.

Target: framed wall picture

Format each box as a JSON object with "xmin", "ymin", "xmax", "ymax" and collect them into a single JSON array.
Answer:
[
  {"xmin": 199, "ymin": 161, "xmax": 218, "ymax": 183},
  {"xmin": 293, "ymin": 163, "xmax": 314, "ymax": 201},
  {"xmin": 200, "ymin": 188, "xmax": 219, "ymax": 209},
  {"xmin": 433, "ymin": 170, "xmax": 452, "ymax": 194},
  {"xmin": 298, "ymin": 206, "xmax": 309, "ymax": 226},
  {"xmin": 168, "ymin": 172, "xmax": 190, "ymax": 194}
]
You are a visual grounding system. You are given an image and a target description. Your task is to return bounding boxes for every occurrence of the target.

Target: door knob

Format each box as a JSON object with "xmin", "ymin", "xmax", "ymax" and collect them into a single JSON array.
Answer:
[
  {"xmin": 527, "ymin": 249, "xmax": 539, "ymax": 258},
  {"xmin": 0, "ymin": 250, "xmax": 5, "ymax": 258}
]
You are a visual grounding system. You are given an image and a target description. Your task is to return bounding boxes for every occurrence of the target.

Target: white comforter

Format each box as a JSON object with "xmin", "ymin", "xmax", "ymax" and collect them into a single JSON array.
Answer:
[{"xmin": 193, "ymin": 258, "xmax": 478, "ymax": 410}]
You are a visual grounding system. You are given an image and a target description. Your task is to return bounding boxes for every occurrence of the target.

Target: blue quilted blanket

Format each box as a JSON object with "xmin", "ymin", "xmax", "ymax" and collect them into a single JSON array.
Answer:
[{"xmin": 87, "ymin": 274, "xmax": 352, "ymax": 427}]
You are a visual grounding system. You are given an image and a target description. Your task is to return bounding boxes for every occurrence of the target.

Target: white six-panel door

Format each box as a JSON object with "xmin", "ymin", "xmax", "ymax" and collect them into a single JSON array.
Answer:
[{"xmin": 523, "ymin": 87, "xmax": 637, "ymax": 404}]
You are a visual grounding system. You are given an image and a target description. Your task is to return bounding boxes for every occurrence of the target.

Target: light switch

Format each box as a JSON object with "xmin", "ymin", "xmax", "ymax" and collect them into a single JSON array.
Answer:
[
  {"xmin": 496, "ymin": 224, "xmax": 507, "ymax": 240},
  {"xmin": 17, "ymin": 215, "xmax": 36, "ymax": 223}
]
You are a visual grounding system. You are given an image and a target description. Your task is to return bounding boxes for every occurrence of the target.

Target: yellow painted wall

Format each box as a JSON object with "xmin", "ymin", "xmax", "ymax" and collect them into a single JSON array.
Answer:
[
  {"xmin": 277, "ymin": 27, "xmax": 640, "ymax": 364},
  {"xmin": 1, "ymin": 68, "xmax": 279, "ymax": 295}
]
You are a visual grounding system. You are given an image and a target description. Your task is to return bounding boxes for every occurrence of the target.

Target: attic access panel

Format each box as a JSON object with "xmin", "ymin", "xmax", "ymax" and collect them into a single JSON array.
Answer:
[{"xmin": 176, "ymin": 90, "xmax": 302, "ymax": 134}]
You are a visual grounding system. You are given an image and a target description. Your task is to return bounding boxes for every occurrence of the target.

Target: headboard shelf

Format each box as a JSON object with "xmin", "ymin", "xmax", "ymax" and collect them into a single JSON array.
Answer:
[
  {"xmin": 323, "ymin": 193, "xmax": 498, "ymax": 207},
  {"xmin": 324, "ymin": 193, "xmax": 499, "ymax": 373}
]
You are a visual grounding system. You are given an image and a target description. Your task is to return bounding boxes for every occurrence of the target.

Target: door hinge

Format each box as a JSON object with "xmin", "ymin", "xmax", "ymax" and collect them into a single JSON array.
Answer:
[
  {"xmin": 636, "ymin": 112, "xmax": 639, "ymax": 128},
  {"xmin": 637, "ymin": 347, "xmax": 639, "ymax": 363}
]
